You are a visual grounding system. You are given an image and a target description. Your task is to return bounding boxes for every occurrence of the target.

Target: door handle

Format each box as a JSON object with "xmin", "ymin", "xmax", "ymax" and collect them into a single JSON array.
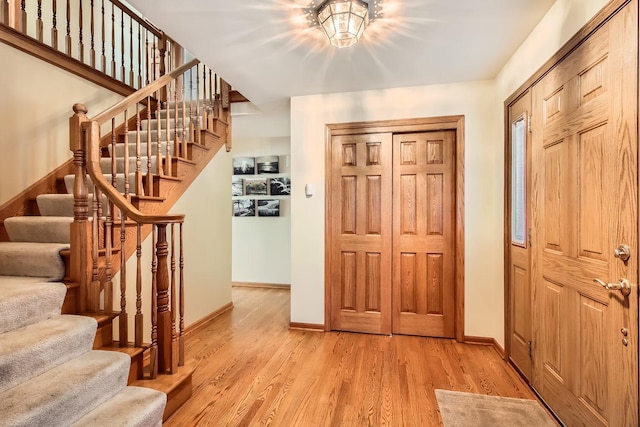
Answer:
[{"xmin": 593, "ymin": 278, "xmax": 631, "ymax": 297}]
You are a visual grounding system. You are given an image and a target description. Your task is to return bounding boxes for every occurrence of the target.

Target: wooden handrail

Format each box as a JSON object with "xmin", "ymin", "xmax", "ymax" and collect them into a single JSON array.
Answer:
[
  {"xmin": 90, "ymin": 58, "xmax": 200, "ymax": 126},
  {"xmin": 79, "ymin": 106, "xmax": 184, "ymax": 224}
]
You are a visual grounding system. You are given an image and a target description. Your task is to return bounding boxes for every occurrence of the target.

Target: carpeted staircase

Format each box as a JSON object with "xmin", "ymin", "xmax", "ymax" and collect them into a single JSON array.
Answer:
[{"xmin": 0, "ymin": 104, "xmax": 199, "ymax": 426}]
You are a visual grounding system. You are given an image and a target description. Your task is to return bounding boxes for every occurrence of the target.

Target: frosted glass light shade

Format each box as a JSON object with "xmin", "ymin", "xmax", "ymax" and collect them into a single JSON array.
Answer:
[{"xmin": 316, "ymin": 0, "xmax": 369, "ymax": 48}]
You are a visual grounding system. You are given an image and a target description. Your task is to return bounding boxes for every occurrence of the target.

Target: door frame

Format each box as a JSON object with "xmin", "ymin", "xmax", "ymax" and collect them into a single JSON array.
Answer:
[{"xmin": 324, "ymin": 115, "xmax": 466, "ymax": 342}]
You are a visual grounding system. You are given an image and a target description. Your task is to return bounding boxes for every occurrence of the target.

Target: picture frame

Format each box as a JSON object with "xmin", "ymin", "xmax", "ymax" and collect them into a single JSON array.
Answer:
[
  {"xmin": 233, "ymin": 199, "xmax": 255, "ymax": 217},
  {"xmin": 232, "ymin": 178, "xmax": 243, "ymax": 196},
  {"xmin": 269, "ymin": 177, "xmax": 291, "ymax": 195},
  {"xmin": 245, "ymin": 178, "xmax": 268, "ymax": 195},
  {"xmin": 256, "ymin": 156, "xmax": 280, "ymax": 174},
  {"xmin": 233, "ymin": 157, "xmax": 255, "ymax": 175},
  {"xmin": 258, "ymin": 199, "xmax": 280, "ymax": 217}
]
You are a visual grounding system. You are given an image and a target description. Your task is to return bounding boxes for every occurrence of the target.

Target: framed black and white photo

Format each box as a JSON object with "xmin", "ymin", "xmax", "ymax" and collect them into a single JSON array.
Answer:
[
  {"xmin": 269, "ymin": 177, "xmax": 291, "ymax": 195},
  {"xmin": 233, "ymin": 199, "xmax": 255, "ymax": 217},
  {"xmin": 245, "ymin": 178, "xmax": 268, "ymax": 195},
  {"xmin": 233, "ymin": 157, "xmax": 255, "ymax": 175},
  {"xmin": 256, "ymin": 156, "xmax": 279, "ymax": 174},
  {"xmin": 232, "ymin": 178, "xmax": 243, "ymax": 196},
  {"xmin": 258, "ymin": 199, "xmax": 280, "ymax": 217}
]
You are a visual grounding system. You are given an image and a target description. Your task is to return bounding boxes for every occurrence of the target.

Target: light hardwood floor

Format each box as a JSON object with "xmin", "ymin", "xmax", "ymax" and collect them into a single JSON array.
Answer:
[{"xmin": 165, "ymin": 287, "xmax": 540, "ymax": 426}]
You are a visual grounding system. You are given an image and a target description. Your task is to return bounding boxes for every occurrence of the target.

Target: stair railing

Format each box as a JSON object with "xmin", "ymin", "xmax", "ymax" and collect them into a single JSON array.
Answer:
[
  {"xmin": 69, "ymin": 58, "xmax": 230, "ymax": 378},
  {"xmin": 0, "ymin": 0, "xmax": 171, "ymax": 90}
]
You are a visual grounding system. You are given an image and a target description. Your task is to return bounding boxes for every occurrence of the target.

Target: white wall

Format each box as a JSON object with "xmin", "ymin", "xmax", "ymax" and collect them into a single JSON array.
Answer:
[
  {"xmin": 289, "ymin": 0, "xmax": 610, "ymax": 345},
  {"xmin": 0, "ymin": 42, "xmax": 124, "ymax": 204},
  {"xmin": 231, "ymin": 136, "xmax": 291, "ymax": 285}
]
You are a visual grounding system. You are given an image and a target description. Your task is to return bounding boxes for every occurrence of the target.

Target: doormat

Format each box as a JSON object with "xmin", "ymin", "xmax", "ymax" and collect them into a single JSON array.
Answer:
[{"xmin": 435, "ymin": 389, "xmax": 556, "ymax": 427}]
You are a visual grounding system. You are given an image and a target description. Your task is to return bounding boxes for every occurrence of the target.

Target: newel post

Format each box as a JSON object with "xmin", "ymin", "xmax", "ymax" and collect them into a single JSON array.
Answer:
[
  {"xmin": 69, "ymin": 103, "xmax": 94, "ymax": 313},
  {"xmin": 155, "ymin": 223, "xmax": 177, "ymax": 373}
]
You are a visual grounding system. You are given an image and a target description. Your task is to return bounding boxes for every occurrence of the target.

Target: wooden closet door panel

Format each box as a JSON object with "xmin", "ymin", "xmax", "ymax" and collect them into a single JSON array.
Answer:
[
  {"xmin": 330, "ymin": 133, "xmax": 392, "ymax": 334},
  {"xmin": 392, "ymin": 131, "xmax": 455, "ymax": 337}
]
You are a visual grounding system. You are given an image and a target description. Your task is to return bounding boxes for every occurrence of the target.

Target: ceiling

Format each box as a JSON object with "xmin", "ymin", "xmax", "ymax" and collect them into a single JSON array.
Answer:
[{"xmin": 128, "ymin": 0, "xmax": 556, "ymax": 109}]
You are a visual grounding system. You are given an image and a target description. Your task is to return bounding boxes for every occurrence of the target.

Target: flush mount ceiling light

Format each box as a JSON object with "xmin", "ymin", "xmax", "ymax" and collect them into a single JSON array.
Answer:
[{"xmin": 305, "ymin": 0, "xmax": 382, "ymax": 48}]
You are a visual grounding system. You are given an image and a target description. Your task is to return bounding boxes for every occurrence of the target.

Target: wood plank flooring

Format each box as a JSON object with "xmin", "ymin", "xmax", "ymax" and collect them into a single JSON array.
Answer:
[{"xmin": 165, "ymin": 287, "xmax": 540, "ymax": 426}]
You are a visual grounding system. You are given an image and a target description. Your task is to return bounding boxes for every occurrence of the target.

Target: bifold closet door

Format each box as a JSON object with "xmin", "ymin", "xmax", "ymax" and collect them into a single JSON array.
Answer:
[
  {"xmin": 329, "ymin": 133, "xmax": 393, "ymax": 335},
  {"xmin": 392, "ymin": 131, "xmax": 456, "ymax": 337}
]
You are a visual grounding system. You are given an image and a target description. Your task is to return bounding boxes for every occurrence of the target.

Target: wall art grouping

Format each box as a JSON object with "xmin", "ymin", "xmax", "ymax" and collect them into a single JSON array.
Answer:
[{"xmin": 232, "ymin": 156, "xmax": 289, "ymax": 218}]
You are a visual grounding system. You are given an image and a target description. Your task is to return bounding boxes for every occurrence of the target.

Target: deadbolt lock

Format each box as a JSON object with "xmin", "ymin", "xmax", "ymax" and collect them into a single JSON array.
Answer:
[{"xmin": 614, "ymin": 245, "xmax": 631, "ymax": 262}]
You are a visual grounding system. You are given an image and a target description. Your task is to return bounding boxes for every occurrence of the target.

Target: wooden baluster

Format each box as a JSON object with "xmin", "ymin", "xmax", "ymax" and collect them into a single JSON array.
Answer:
[
  {"xmin": 201, "ymin": 66, "xmax": 207, "ymax": 134},
  {"xmin": 111, "ymin": 117, "xmax": 117, "ymax": 188},
  {"xmin": 181, "ymin": 72, "xmax": 187, "ymax": 154},
  {"xmin": 90, "ymin": 0, "xmax": 95, "ymax": 67},
  {"xmin": 165, "ymin": 80, "xmax": 171, "ymax": 175},
  {"xmin": 120, "ymin": 9, "xmax": 125, "ymax": 83},
  {"xmin": 137, "ymin": 23, "xmax": 141, "ymax": 88},
  {"xmin": 19, "ymin": 0, "xmax": 26, "ymax": 34},
  {"xmin": 100, "ymin": 0, "xmax": 105, "ymax": 72},
  {"xmin": 36, "ymin": 0, "xmax": 43, "ymax": 42},
  {"xmin": 135, "ymin": 103, "xmax": 142, "ymax": 195},
  {"xmin": 173, "ymin": 77, "xmax": 179, "ymax": 158},
  {"xmin": 104, "ymin": 198, "xmax": 114, "ymax": 314},
  {"xmin": 119, "ymin": 110, "xmax": 129, "ymax": 346},
  {"xmin": 89, "ymin": 184, "xmax": 100, "ymax": 312},
  {"xmin": 155, "ymin": 89, "xmax": 162, "ymax": 175},
  {"xmin": 156, "ymin": 223, "xmax": 175, "ymax": 373},
  {"xmin": 208, "ymin": 68, "xmax": 213, "ymax": 130},
  {"xmin": 144, "ymin": 29, "xmax": 149, "ymax": 85},
  {"xmin": 0, "ymin": 0, "xmax": 9, "ymax": 26},
  {"xmin": 152, "ymin": 38, "xmax": 157, "ymax": 81},
  {"xmin": 110, "ymin": 2, "xmax": 115, "ymax": 78},
  {"xmin": 195, "ymin": 64, "xmax": 201, "ymax": 144},
  {"xmin": 78, "ymin": 0, "xmax": 84, "ymax": 62},
  {"xmin": 51, "ymin": 0, "xmax": 58, "ymax": 49},
  {"xmin": 66, "ymin": 0, "xmax": 72, "ymax": 55},
  {"xmin": 170, "ymin": 224, "xmax": 178, "ymax": 370},
  {"xmin": 69, "ymin": 104, "xmax": 91, "ymax": 313},
  {"xmin": 123, "ymin": 110, "xmax": 130, "ymax": 198},
  {"xmin": 188, "ymin": 68, "xmax": 194, "ymax": 143},
  {"xmin": 146, "ymin": 96, "xmax": 152, "ymax": 195},
  {"xmin": 149, "ymin": 227, "xmax": 158, "ymax": 379},
  {"xmin": 214, "ymin": 72, "xmax": 219, "ymax": 118},
  {"xmin": 129, "ymin": 17, "xmax": 134, "ymax": 86},
  {"xmin": 135, "ymin": 223, "xmax": 143, "ymax": 347},
  {"xmin": 179, "ymin": 222, "xmax": 185, "ymax": 366}
]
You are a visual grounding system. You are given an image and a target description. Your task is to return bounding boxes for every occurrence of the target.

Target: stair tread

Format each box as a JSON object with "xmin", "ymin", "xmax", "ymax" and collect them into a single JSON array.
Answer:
[
  {"xmin": 0, "ymin": 350, "xmax": 130, "ymax": 427},
  {"xmin": 71, "ymin": 386, "xmax": 166, "ymax": 427},
  {"xmin": 0, "ymin": 242, "xmax": 68, "ymax": 280},
  {"xmin": 0, "ymin": 315, "xmax": 97, "ymax": 395},
  {"xmin": 0, "ymin": 280, "xmax": 66, "ymax": 334}
]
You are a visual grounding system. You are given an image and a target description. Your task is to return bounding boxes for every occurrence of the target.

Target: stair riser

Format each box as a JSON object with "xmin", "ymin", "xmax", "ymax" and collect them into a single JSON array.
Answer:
[
  {"xmin": 65, "ymin": 173, "xmax": 138, "ymax": 195},
  {"xmin": 126, "ymin": 130, "xmax": 182, "ymax": 145},
  {"xmin": 0, "ymin": 243, "xmax": 67, "ymax": 280},
  {"xmin": 0, "ymin": 282, "xmax": 66, "ymax": 334},
  {"xmin": 140, "ymin": 117, "xmax": 191, "ymax": 131},
  {"xmin": 100, "ymin": 157, "xmax": 159, "ymax": 175},
  {"xmin": 110, "ymin": 142, "xmax": 169, "ymax": 158},
  {"xmin": 4, "ymin": 217, "xmax": 72, "ymax": 243}
]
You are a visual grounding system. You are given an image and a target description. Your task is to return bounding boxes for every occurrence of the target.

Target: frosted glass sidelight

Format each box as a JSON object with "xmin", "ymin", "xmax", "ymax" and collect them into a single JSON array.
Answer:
[{"xmin": 512, "ymin": 117, "xmax": 526, "ymax": 245}]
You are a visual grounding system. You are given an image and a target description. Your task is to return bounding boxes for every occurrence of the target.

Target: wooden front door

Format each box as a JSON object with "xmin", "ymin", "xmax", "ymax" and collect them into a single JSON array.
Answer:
[
  {"xmin": 392, "ymin": 131, "xmax": 455, "ymax": 337},
  {"xmin": 329, "ymin": 133, "xmax": 393, "ymax": 334},
  {"xmin": 329, "ymin": 128, "xmax": 457, "ymax": 337},
  {"xmin": 507, "ymin": 92, "xmax": 533, "ymax": 380},
  {"xmin": 530, "ymin": 3, "xmax": 638, "ymax": 425}
]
